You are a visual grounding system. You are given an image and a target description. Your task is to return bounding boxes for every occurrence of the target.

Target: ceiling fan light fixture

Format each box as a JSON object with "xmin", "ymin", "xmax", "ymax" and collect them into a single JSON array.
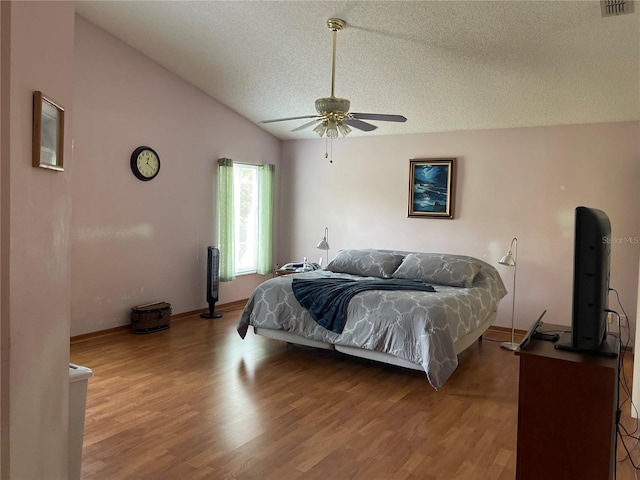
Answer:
[
  {"xmin": 337, "ymin": 122, "xmax": 351, "ymax": 137},
  {"xmin": 326, "ymin": 120, "xmax": 339, "ymax": 138},
  {"xmin": 313, "ymin": 121, "xmax": 328, "ymax": 137},
  {"xmin": 315, "ymin": 97, "xmax": 350, "ymax": 116}
]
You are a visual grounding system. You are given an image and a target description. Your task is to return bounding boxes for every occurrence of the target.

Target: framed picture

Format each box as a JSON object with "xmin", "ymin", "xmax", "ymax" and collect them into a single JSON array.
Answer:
[
  {"xmin": 408, "ymin": 158, "xmax": 456, "ymax": 219},
  {"xmin": 32, "ymin": 91, "xmax": 64, "ymax": 171}
]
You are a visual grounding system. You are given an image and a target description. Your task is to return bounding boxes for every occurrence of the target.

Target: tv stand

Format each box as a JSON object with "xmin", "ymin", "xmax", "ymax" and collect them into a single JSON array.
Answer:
[
  {"xmin": 555, "ymin": 331, "xmax": 619, "ymax": 358},
  {"xmin": 515, "ymin": 323, "xmax": 619, "ymax": 480}
]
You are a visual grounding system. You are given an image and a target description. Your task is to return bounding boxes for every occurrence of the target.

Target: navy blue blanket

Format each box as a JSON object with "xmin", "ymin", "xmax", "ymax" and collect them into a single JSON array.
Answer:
[{"xmin": 291, "ymin": 278, "xmax": 435, "ymax": 334}]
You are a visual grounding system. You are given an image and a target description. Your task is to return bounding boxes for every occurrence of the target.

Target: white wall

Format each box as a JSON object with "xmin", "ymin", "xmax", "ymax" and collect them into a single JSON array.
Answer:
[
  {"xmin": 280, "ymin": 122, "xmax": 640, "ymax": 335},
  {"xmin": 71, "ymin": 16, "xmax": 281, "ymax": 336}
]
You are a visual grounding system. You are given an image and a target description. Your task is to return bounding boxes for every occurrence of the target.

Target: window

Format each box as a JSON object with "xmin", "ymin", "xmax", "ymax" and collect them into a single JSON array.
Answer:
[
  {"xmin": 234, "ymin": 163, "xmax": 259, "ymax": 274},
  {"xmin": 217, "ymin": 158, "xmax": 274, "ymax": 281}
]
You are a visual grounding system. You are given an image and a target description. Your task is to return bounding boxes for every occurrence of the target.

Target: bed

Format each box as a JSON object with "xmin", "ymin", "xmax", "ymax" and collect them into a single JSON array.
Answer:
[{"xmin": 237, "ymin": 249, "xmax": 507, "ymax": 389}]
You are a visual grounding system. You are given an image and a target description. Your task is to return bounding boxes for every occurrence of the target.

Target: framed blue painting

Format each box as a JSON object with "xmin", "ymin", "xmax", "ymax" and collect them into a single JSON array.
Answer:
[{"xmin": 408, "ymin": 158, "xmax": 456, "ymax": 219}]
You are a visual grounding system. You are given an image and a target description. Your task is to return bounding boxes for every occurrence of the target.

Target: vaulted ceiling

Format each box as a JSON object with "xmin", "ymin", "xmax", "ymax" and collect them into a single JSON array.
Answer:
[{"xmin": 75, "ymin": 1, "xmax": 640, "ymax": 140}]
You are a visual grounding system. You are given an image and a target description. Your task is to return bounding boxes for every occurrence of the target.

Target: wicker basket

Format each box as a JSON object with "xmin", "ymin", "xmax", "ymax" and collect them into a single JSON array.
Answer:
[{"xmin": 130, "ymin": 302, "xmax": 171, "ymax": 334}]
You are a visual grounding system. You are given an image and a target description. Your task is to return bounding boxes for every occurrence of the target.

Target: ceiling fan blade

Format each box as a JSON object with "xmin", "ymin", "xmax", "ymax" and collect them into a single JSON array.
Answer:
[
  {"xmin": 291, "ymin": 119, "xmax": 323, "ymax": 132},
  {"xmin": 260, "ymin": 115, "xmax": 320, "ymax": 124},
  {"xmin": 351, "ymin": 113, "xmax": 407, "ymax": 123},
  {"xmin": 344, "ymin": 118, "xmax": 377, "ymax": 132}
]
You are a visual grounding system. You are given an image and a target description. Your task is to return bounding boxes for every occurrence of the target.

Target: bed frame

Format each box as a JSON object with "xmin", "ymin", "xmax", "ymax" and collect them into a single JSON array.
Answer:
[{"xmin": 253, "ymin": 311, "xmax": 497, "ymax": 372}]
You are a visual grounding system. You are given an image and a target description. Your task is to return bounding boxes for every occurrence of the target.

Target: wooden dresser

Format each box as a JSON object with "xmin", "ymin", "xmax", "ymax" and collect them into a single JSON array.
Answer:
[{"xmin": 515, "ymin": 324, "xmax": 619, "ymax": 480}]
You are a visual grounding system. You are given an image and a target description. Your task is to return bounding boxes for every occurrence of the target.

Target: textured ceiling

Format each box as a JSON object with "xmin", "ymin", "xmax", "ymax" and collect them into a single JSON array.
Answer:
[{"xmin": 74, "ymin": 1, "xmax": 640, "ymax": 140}]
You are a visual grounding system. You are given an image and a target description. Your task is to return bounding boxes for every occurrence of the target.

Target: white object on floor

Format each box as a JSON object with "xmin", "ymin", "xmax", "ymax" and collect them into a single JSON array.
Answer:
[{"xmin": 69, "ymin": 363, "xmax": 93, "ymax": 480}]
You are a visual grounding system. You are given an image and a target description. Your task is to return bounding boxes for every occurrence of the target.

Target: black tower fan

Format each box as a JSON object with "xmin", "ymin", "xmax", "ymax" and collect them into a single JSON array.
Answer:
[{"xmin": 201, "ymin": 246, "xmax": 222, "ymax": 319}]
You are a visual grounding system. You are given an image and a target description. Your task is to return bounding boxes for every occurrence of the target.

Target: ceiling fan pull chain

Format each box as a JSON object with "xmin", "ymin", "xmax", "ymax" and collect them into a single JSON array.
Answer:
[
  {"xmin": 324, "ymin": 137, "xmax": 333, "ymax": 163},
  {"xmin": 325, "ymin": 137, "xmax": 329, "ymax": 162}
]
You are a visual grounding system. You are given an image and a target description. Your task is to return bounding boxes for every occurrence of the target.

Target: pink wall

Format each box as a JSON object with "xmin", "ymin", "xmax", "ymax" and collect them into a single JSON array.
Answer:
[
  {"xmin": 71, "ymin": 16, "xmax": 280, "ymax": 336},
  {"xmin": 0, "ymin": 3, "xmax": 634, "ymax": 476},
  {"xmin": 1, "ymin": 1, "xmax": 75, "ymax": 477},
  {"xmin": 280, "ymin": 123, "xmax": 640, "ymax": 335},
  {"xmin": 70, "ymin": 12, "xmax": 640, "ymax": 343}
]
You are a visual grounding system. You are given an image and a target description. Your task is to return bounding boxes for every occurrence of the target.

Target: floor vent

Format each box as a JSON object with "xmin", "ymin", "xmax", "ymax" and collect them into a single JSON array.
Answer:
[{"xmin": 601, "ymin": 0, "xmax": 634, "ymax": 17}]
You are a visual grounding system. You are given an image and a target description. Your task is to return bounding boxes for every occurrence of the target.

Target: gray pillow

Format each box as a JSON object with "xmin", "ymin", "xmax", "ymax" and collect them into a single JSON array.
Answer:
[
  {"xmin": 326, "ymin": 249, "xmax": 405, "ymax": 278},
  {"xmin": 391, "ymin": 253, "xmax": 482, "ymax": 287}
]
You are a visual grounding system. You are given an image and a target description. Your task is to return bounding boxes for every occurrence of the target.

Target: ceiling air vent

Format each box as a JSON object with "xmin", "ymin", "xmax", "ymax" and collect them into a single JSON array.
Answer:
[{"xmin": 601, "ymin": 0, "xmax": 634, "ymax": 16}]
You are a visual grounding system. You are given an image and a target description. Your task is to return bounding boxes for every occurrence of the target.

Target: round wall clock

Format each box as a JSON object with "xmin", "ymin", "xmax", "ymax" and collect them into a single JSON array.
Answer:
[{"xmin": 130, "ymin": 146, "xmax": 160, "ymax": 181}]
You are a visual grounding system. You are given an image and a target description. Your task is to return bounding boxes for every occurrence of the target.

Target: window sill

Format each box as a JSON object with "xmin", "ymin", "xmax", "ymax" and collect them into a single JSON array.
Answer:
[{"xmin": 235, "ymin": 270, "xmax": 258, "ymax": 276}]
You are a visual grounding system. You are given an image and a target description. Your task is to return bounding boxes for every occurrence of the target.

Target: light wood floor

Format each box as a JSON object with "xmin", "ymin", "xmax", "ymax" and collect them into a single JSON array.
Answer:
[{"xmin": 71, "ymin": 310, "xmax": 640, "ymax": 480}]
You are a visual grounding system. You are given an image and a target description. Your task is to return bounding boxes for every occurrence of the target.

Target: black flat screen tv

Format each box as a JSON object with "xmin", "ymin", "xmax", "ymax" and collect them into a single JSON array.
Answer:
[{"xmin": 555, "ymin": 206, "xmax": 618, "ymax": 357}]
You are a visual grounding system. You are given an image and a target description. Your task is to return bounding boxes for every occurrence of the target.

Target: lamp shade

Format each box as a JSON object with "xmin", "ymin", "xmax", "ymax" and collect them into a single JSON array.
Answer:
[
  {"xmin": 499, "ymin": 253, "xmax": 516, "ymax": 267},
  {"xmin": 316, "ymin": 227, "xmax": 330, "ymax": 267},
  {"xmin": 313, "ymin": 121, "xmax": 328, "ymax": 137},
  {"xmin": 316, "ymin": 239, "xmax": 329, "ymax": 250},
  {"xmin": 499, "ymin": 238, "xmax": 517, "ymax": 267},
  {"xmin": 316, "ymin": 226, "xmax": 330, "ymax": 250},
  {"xmin": 337, "ymin": 122, "xmax": 351, "ymax": 137},
  {"xmin": 326, "ymin": 120, "xmax": 339, "ymax": 139}
]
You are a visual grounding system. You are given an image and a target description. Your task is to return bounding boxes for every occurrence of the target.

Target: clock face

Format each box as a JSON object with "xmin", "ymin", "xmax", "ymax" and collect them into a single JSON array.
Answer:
[{"xmin": 130, "ymin": 146, "xmax": 160, "ymax": 181}]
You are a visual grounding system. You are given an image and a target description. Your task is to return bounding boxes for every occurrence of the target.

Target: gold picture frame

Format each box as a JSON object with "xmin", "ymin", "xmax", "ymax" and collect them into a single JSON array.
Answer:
[
  {"xmin": 408, "ymin": 158, "xmax": 456, "ymax": 219},
  {"xmin": 32, "ymin": 91, "xmax": 64, "ymax": 171}
]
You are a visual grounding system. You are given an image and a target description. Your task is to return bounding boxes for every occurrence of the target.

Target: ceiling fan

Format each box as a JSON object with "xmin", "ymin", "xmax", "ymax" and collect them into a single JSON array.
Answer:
[{"xmin": 260, "ymin": 18, "xmax": 407, "ymax": 138}]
